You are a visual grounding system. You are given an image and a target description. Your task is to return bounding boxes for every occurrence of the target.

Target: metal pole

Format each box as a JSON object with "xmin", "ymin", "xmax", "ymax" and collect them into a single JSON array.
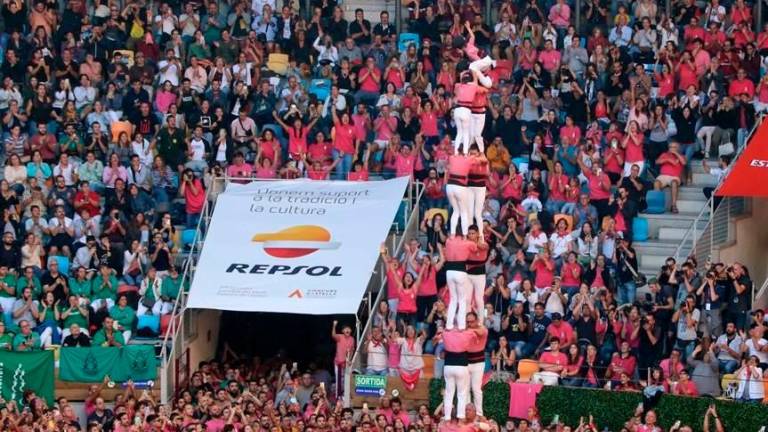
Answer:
[
  {"xmin": 665, "ymin": 0, "xmax": 671, "ymax": 18},
  {"xmin": 485, "ymin": 0, "xmax": 491, "ymax": 26},
  {"xmin": 756, "ymin": 1, "xmax": 762, "ymax": 34},
  {"xmin": 575, "ymin": 0, "xmax": 582, "ymax": 32},
  {"xmin": 395, "ymin": 0, "xmax": 402, "ymax": 34}
]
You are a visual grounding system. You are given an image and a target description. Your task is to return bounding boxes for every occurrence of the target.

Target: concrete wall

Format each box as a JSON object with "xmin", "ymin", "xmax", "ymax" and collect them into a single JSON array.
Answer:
[
  {"xmin": 717, "ymin": 198, "xmax": 768, "ymax": 307},
  {"xmin": 178, "ymin": 309, "xmax": 222, "ymax": 377}
]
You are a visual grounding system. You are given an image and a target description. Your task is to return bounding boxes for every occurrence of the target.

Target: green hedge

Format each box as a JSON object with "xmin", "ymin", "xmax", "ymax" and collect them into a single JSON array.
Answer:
[{"xmin": 429, "ymin": 379, "xmax": 768, "ymax": 431}]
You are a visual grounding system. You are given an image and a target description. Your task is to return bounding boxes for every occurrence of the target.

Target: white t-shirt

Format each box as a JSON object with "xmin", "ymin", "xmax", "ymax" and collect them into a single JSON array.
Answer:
[
  {"xmin": 525, "ymin": 232, "xmax": 548, "ymax": 254},
  {"xmin": 157, "ymin": 60, "xmax": 180, "ymax": 87},
  {"xmin": 189, "ymin": 137, "xmax": 207, "ymax": 161},
  {"xmin": 366, "ymin": 340, "xmax": 387, "ymax": 372},
  {"xmin": 745, "ymin": 338, "xmax": 768, "ymax": 364}
]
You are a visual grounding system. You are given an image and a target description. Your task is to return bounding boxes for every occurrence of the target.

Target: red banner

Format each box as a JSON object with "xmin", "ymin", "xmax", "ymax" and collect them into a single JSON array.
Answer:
[{"xmin": 717, "ymin": 121, "xmax": 768, "ymax": 197}]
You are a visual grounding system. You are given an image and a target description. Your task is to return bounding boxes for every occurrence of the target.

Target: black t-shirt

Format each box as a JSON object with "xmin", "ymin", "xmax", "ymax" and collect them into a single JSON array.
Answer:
[
  {"xmin": 348, "ymin": 19, "xmax": 371, "ymax": 45},
  {"xmin": 130, "ymin": 112, "xmax": 159, "ymax": 137},
  {"xmin": 505, "ymin": 314, "xmax": 530, "ymax": 342},
  {"xmin": 729, "ymin": 275, "xmax": 753, "ymax": 313},
  {"xmin": 62, "ymin": 332, "xmax": 91, "ymax": 347},
  {"xmin": 574, "ymin": 317, "xmax": 597, "ymax": 346},
  {"xmin": 41, "ymin": 271, "xmax": 68, "ymax": 302}
]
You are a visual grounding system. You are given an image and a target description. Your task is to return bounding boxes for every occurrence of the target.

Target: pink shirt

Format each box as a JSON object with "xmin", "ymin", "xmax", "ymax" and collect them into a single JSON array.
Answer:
[
  {"xmin": 286, "ymin": 127, "xmax": 310, "ymax": 158},
  {"xmin": 352, "ymin": 114, "xmax": 369, "ymax": 142},
  {"xmin": 448, "ymin": 155, "xmax": 472, "ymax": 183},
  {"xmin": 348, "ymin": 169, "xmax": 369, "ymax": 181},
  {"xmin": 466, "ymin": 328, "xmax": 488, "ymax": 352},
  {"xmin": 548, "ymin": 3, "xmax": 571, "ymax": 27},
  {"xmin": 374, "ymin": 116, "xmax": 398, "ymax": 141},
  {"xmin": 420, "ymin": 111, "xmax": 439, "ymax": 137},
  {"xmin": 464, "ymin": 40, "xmax": 480, "ymax": 61},
  {"xmin": 332, "ymin": 334, "xmax": 355, "ymax": 365},
  {"xmin": 398, "ymin": 285, "xmax": 418, "ymax": 312},
  {"xmin": 561, "ymin": 262, "xmax": 582, "ymax": 286},
  {"xmin": 360, "ymin": 68, "xmax": 381, "ymax": 92},
  {"xmin": 585, "ymin": 171, "xmax": 611, "ymax": 200},
  {"xmin": 395, "ymin": 153, "xmax": 417, "ymax": 179},
  {"xmin": 227, "ymin": 162, "xmax": 253, "ymax": 178},
  {"xmin": 333, "ymin": 121, "xmax": 357, "ymax": 154},
  {"xmin": 445, "ymin": 237, "xmax": 477, "ymax": 262},
  {"xmin": 625, "ymin": 133, "xmax": 644, "ymax": 162},
  {"xmin": 538, "ymin": 50, "xmax": 561, "ymax": 72},
  {"xmin": 559, "ymin": 125, "xmax": 581, "ymax": 145},
  {"xmin": 254, "ymin": 166, "xmax": 276, "ymax": 179},
  {"xmin": 443, "ymin": 329, "xmax": 476, "ymax": 352},
  {"xmin": 659, "ymin": 152, "xmax": 685, "ymax": 179}
]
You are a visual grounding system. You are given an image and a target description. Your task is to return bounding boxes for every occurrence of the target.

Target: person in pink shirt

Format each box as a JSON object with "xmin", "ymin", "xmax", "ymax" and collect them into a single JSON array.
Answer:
[
  {"xmin": 577, "ymin": 153, "xmax": 612, "ymax": 221},
  {"xmin": 348, "ymin": 145, "xmax": 372, "ymax": 181},
  {"xmin": 355, "ymin": 56, "xmax": 382, "ymax": 106},
  {"xmin": 330, "ymin": 320, "xmax": 355, "ymax": 397},
  {"xmin": 373, "ymin": 105, "xmax": 398, "ymax": 150},
  {"xmin": 442, "ymin": 327, "xmax": 476, "ymax": 420},
  {"xmin": 272, "ymin": 110, "xmax": 321, "ymax": 164},
  {"xmin": 225, "ymin": 152, "xmax": 253, "ymax": 179},
  {"xmin": 418, "ymin": 100, "xmax": 440, "ymax": 147},
  {"xmin": 537, "ymin": 40, "xmax": 561, "ymax": 73},
  {"xmin": 728, "ymin": 68, "xmax": 756, "ymax": 98},
  {"xmin": 461, "ymin": 22, "xmax": 495, "ymax": 88},
  {"xmin": 392, "ymin": 259, "xmax": 427, "ymax": 327},
  {"xmin": 331, "ymin": 110, "xmax": 359, "ymax": 180},
  {"xmin": 465, "ymin": 312, "xmax": 488, "ymax": 417},
  {"xmin": 548, "ymin": 0, "xmax": 570, "ymax": 30},
  {"xmin": 622, "ymin": 120, "xmax": 645, "ymax": 176},
  {"xmin": 533, "ymin": 337, "xmax": 568, "ymax": 385},
  {"xmin": 443, "ymin": 234, "xmax": 478, "ymax": 331},
  {"xmin": 654, "ymin": 141, "xmax": 686, "ymax": 213},
  {"xmin": 352, "ymin": 103, "xmax": 372, "ymax": 143},
  {"xmin": 453, "ymin": 73, "xmax": 477, "ymax": 154},
  {"xmin": 394, "ymin": 143, "xmax": 418, "ymax": 180},
  {"xmin": 467, "ymin": 147, "xmax": 489, "ymax": 236},
  {"xmin": 445, "ymin": 153, "xmax": 473, "ymax": 236},
  {"xmin": 676, "ymin": 52, "xmax": 699, "ymax": 91},
  {"xmin": 305, "ymin": 158, "xmax": 340, "ymax": 180}
]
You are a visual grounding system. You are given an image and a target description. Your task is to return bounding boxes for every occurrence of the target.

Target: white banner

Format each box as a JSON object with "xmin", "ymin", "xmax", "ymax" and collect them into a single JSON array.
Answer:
[{"xmin": 186, "ymin": 177, "xmax": 410, "ymax": 314}]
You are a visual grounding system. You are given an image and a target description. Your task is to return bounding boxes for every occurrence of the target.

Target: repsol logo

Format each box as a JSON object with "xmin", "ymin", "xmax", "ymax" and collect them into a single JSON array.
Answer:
[
  {"xmin": 750, "ymin": 159, "xmax": 768, "ymax": 168},
  {"xmin": 226, "ymin": 264, "xmax": 343, "ymax": 276}
]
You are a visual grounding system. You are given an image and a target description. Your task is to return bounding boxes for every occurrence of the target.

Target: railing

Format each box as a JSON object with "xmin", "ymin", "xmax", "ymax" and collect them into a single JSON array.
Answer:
[
  {"xmin": 158, "ymin": 178, "xmax": 219, "ymax": 404},
  {"xmin": 672, "ymin": 116, "xmax": 763, "ymax": 267},
  {"xmin": 344, "ymin": 185, "xmax": 422, "ymax": 406},
  {"xmin": 158, "ymin": 176, "xmax": 422, "ymax": 404},
  {"xmin": 754, "ymin": 276, "xmax": 768, "ymax": 310}
]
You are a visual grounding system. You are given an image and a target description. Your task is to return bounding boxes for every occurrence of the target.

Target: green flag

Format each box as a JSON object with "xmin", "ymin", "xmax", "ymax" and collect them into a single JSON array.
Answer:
[
  {"xmin": 59, "ymin": 347, "xmax": 120, "ymax": 382},
  {"xmin": 59, "ymin": 347, "xmax": 157, "ymax": 383},
  {"xmin": 114, "ymin": 346, "xmax": 157, "ymax": 382},
  {"xmin": 0, "ymin": 351, "xmax": 54, "ymax": 404}
]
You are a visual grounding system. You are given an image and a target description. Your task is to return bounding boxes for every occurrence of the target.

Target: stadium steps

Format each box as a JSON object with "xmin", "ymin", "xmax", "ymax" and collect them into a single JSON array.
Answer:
[{"xmin": 635, "ymin": 159, "xmax": 717, "ymax": 279}]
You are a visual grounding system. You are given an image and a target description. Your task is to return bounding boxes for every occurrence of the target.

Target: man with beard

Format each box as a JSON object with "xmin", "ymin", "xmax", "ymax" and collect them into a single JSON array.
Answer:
[
  {"xmin": 0, "ymin": 232, "xmax": 19, "ymax": 269},
  {"xmin": 714, "ymin": 321, "xmax": 743, "ymax": 373}
]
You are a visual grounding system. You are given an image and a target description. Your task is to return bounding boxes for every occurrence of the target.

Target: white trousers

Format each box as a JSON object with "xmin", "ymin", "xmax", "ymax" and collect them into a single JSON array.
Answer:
[
  {"xmin": 470, "ymin": 112, "xmax": 486, "ymax": 152},
  {"xmin": 446, "ymin": 184, "xmax": 471, "ymax": 236},
  {"xmin": 467, "ymin": 273, "xmax": 486, "ymax": 321},
  {"xmin": 444, "ymin": 365, "xmax": 470, "ymax": 420},
  {"xmin": 468, "ymin": 362, "xmax": 485, "ymax": 416},
  {"xmin": 39, "ymin": 327, "xmax": 52, "ymax": 348},
  {"xmin": 469, "ymin": 56, "xmax": 494, "ymax": 88},
  {"xmin": 446, "ymin": 270, "xmax": 471, "ymax": 330},
  {"xmin": 467, "ymin": 186, "xmax": 486, "ymax": 236},
  {"xmin": 453, "ymin": 107, "xmax": 472, "ymax": 154}
]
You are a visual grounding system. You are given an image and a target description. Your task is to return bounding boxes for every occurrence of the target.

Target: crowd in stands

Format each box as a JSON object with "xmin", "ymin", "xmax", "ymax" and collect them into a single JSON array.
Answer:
[{"xmin": 0, "ymin": 355, "xmax": 729, "ymax": 431}]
